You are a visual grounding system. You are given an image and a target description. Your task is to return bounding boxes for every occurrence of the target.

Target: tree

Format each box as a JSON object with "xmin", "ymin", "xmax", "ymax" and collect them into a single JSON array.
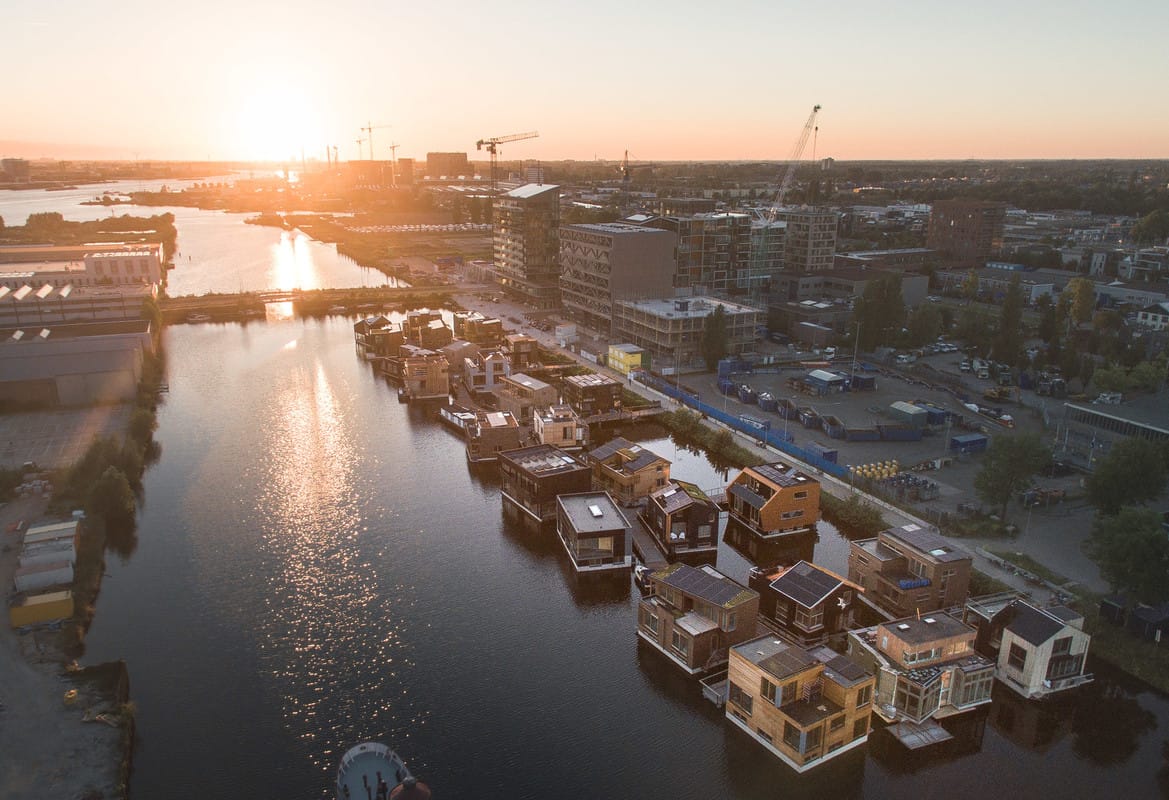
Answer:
[
  {"xmin": 1036, "ymin": 294, "xmax": 1057, "ymax": 343},
  {"xmin": 906, "ymin": 303, "xmax": 942, "ymax": 346},
  {"xmin": 88, "ymin": 465, "xmax": 137, "ymax": 527},
  {"xmin": 853, "ymin": 274, "xmax": 905, "ymax": 350},
  {"xmin": 700, "ymin": 305, "xmax": 729, "ymax": 371},
  {"xmin": 1131, "ymin": 209, "xmax": 1169, "ymax": 245},
  {"xmin": 973, "ymin": 433, "xmax": 1050, "ymax": 524},
  {"xmin": 993, "ymin": 273, "xmax": 1025, "ymax": 365},
  {"xmin": 1086, "ymin": 438, "xmax": 1168, "ymax": 515},
  {"xmin": 1086, "ymin": 507, "xmax": 1169, "ymax": 606},
  {"xmin": 1067, "ymin": 277, "xmax": 1096, "ymax": 327}
]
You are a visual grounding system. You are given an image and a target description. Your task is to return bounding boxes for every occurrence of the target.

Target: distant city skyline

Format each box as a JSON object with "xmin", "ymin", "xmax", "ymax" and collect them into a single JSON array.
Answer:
[{"xmin": 6, "ymin": 0, "xmax": 1169, "ymax": 163}]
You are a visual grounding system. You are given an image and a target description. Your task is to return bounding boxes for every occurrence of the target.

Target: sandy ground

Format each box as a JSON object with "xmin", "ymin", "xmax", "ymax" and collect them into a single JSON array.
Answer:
[
  {"xmin": 452, "ymin": 287, "xmax": 1113, "ymax": 596},
  {"xmin": 0, "ymin": 496, "xmax": 124, "ymax": 800}
]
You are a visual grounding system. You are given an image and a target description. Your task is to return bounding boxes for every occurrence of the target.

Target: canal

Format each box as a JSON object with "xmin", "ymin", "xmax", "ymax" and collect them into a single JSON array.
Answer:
[{"xmin": 81, "ymin": 318, "xmax": 1168, "ymax": 799}]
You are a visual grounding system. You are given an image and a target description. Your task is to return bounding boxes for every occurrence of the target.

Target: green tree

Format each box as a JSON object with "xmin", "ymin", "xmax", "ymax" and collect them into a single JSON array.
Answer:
[
  {"xmin": 88, "ymin": 465, "xmax": 137, "ymax": 527},
  {"xmin": 1067, "ymin": 277, "xmax": 1096, "ymax": 327},
  {"xmin": 906, "ymin": 303, "xmax": 942, "ymax": 346},
  {"xmin": 1086, "ymin": 438, "xmax": 1168, "ymax": 515},
  {"xmin": 973, "ymin": 433, "xmax": 1050, "ymax": 524},
  {"xmin": 127, "ymin": 408, "xmax": 157, "ymax": 447},
  {"xmin": 1131, "ymin": 209, "xmax": 1169, "ymax": 245},
  {"xmin": 962, "ymin": 269, "xmax": 979, "ymax": 301},
  {"xmin": 1086, "ymin": 507, "xmax": 1169, "ymax": 606},
  {"xmin": 700, "ymin": 305, "xmax": 729, "ymax": 371},
  {"xmin": 854, "ymin": 274, "xmax": 905, "ymax": 350},
  {"xmin": 1036, "ymin": 294, "xmax": 1057, "ymax": 343},
  {"xmin": 1092, "ymin": 363, "xmax": 1130, "ymax": 394},
  {"xmin": 993, "ymin": 273, "xmax": 1025, "ymax": 365}
]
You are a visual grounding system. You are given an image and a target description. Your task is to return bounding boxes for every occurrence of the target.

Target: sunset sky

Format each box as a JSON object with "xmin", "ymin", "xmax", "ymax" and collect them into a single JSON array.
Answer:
[{"xmin": 6, "ymin": 0, "xmax": 1168, "ymax": 163}]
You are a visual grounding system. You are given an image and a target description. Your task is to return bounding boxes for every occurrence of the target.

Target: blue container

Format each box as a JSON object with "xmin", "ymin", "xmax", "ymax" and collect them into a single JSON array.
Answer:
[
  {"xmin": 738, "ymin": 385, "xmax": 757, "ymax": 404},
  {"xmin": 878, "ymin": 424, "xmax": 924, "ymax": 442},
  {"xmin": 807, "ymin": 442, "xmax": 839, "ymax": 463},
  {"xmin": 757, "ymin": 392, "xmax": 779, "ymax": 412},
  {"xmin": 821, "ymin": 415, "xmax": 846, "ymax": 440},
  {"xmin": 846, "ymin": 428, "xmax": 881, "ymax": 442},
  {"xmin": 718, "ymin": 378, "xmax": 736, "ymax": 396}
]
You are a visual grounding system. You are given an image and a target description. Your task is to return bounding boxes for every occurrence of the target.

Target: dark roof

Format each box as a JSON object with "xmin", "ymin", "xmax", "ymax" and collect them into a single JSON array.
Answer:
[
  {"xmin": 809, "ymin": 646, "xmax": 871, "ymax": 688},
  {"xmin": 784, "ymin": 695, "xmax": 844, "ymax": 727},
  {"xmin": 655, "ymin": 564, "xmax": 755, "ymax": 609},
  {"xmin": 770, "ymin": 561, "xmax": 843, "ymax": 609},
  {"xmin": 729, "ymin": 483, "xmax": 767, "ymax": 510},
  {"xmin": 751, "ymin": 462, "xmax": 815, "ymax": 488},
  {"xmin": 1045, "ymin": 604, "xmax": 1084, "ymax": 625},
  {"xmin": 883, "ymin": 524, "xmax": 969, "ymax": 564},
  {"xmin": 651, "ymin": 481, "xmax": 711, "ymax": 513},
  {"xmin": 1131, "ymin": 602, "xmax": 1169, "ymax": 625},
  {"xmin": 1007, "ymin": 603, "xmax": 1066, "ymax": 646},
  {"xmin": 587, "ymin": 438, "xmax": 666, "ymax": 473},
  {"xmin": 759, "ymin": 648, "xmax": 820, "ymax": 683},
  {"xmin": 881, "ymin": 613, "xmax": 971, "ymax": 646},
  {"xmin": 497, "ymin": 444, "xmax": 587, "ymax": 476},
  {"xmin": 587, "ymin": 437, "xmax": 633, "ymax": 462}
]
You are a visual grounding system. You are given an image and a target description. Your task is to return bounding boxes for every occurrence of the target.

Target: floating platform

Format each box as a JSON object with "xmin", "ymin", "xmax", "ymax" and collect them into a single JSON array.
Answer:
[{"xmin": 886, "ymin": 719, "xmax": 954, "ymax": 750}]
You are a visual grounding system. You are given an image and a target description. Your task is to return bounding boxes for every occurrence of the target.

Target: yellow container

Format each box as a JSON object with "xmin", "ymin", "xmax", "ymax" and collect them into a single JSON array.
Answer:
[{"xmin": 9, "ymin": 590, "xmax": 74, "ymax": 628}]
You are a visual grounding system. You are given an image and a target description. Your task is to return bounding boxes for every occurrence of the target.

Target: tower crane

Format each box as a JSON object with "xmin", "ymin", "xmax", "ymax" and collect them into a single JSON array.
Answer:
[
  {"xmin": 765, "ymin": 104, "xmax": 821, "ymax": 222},
  {"xmin": 475, "ymin": 131, "xmax": 539, "ymax": 191},
  {"xmin": 360, "ymin": 122, "xmax": 392, "ymax": 160},
  {"xmin": 354, "ymin": 138, "xmax": 365, "ymax": 160},
  {"xmin": 618, "ymin": 150, "xmax": 656, "ymax": 214}
]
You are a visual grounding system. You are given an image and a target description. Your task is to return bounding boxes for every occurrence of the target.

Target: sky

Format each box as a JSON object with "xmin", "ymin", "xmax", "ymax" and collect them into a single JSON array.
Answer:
[{"xmin": 5, "ymin": 0, "xmax": 1169, "ymax": 163}]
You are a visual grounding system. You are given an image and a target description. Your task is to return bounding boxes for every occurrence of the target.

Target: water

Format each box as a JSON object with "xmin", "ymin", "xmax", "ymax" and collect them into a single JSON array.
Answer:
[
  {"xmin": 81, "ymin": 319, "xmax": 1169, "ymax": 800},
  {"xmin": 0, "ymin": 181, "xmax": 391, "ymax": 295}
]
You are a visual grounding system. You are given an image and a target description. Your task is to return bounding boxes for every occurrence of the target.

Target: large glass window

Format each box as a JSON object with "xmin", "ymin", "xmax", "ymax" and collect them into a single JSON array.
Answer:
[
  {"xmin": 761, "ymin": 678, "xmax": 776, "ymax": 704},
  {"xmin": 1008, "ymin": 643, "xmax": 1028, "ymax": 671},
  {"xmin": 729, "ymin": 681, "xmax": 753, "ymax": 714}
]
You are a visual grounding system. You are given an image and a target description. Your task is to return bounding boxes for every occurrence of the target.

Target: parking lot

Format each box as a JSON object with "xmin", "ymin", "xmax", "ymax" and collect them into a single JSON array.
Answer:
[{"xmin": 0, "ymin": 405, "xmax": 132, "ymax": 471}]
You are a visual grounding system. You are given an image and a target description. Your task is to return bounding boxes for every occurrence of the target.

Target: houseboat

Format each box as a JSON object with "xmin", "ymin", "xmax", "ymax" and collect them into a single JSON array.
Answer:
[{"xmin": 439, "ymin": 403, "xmax": 477, "ymax": 435}]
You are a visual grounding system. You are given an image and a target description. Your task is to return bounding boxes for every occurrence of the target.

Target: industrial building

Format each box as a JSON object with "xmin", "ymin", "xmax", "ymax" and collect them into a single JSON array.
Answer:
[
  {"xmin": 559, "ymin": 222, "xmax": 676, "ymax": 335},
  {"xmin": 1055, "ymin": 392, "xmax": 1169, "ymax": 471},
  {"xmin": 425, "ymin": 152, "xmax": 470, "ymax": 179},
  {"xmin": 636, "ymin": 212, "xmax": 752, "ymax": 294}
]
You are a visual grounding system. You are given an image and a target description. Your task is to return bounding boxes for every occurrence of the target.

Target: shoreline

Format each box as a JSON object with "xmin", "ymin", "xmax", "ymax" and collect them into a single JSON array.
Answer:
[{"xmin": 0, "ymin": 494, "xmax": 132, "ymax": 800}]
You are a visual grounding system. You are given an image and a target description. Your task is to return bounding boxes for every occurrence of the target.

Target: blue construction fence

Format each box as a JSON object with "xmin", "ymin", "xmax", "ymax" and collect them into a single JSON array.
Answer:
[{"xmin": 637, "ymin": 374, "xmax": 850, "ymax": 479}]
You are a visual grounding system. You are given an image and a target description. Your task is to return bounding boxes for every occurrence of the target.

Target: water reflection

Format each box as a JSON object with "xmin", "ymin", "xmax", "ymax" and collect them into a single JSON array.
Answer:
[{"xmin": 1070, "ymin": 671, "xmax": 1158, "ymax": 766}]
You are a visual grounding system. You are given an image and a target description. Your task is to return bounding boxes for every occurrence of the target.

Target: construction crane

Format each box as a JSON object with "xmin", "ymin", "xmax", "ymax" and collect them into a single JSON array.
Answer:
[
  {"xmin": 361, "ymin": 122, "xmax": 391, "ymax": 160},
  {"xmin": 618, "ymin": 150, "xmax": 656, "ymax": 214},
  {"xmin": 386, "ymin": 143, "xmax": 400, "ymax": 187},
  {"xmin": 766, "ymin": 104, "xmax": 821, "ymax": 222},
  {"xmin": 476, "ymin": 131, "xmax": 539, "ymax": 191},
  {"xmin": 354, "ymin": 138, "xmax": 365, "ymax": 160}
]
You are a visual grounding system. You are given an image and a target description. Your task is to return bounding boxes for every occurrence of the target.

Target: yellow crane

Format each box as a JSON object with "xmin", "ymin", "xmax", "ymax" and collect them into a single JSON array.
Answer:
[{"xmin": 476, "ymin": 131, "xmax": 539, "ymax": 191}]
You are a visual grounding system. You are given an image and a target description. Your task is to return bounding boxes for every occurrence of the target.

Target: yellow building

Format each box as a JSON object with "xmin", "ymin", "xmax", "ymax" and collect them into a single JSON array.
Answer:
[{"xmin": 607, "ymin": 343, "xmax": 647, "ymax": 375}]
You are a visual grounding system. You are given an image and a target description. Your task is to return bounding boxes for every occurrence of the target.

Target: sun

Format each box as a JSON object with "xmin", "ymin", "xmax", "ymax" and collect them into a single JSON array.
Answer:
[{"xmin": 231, "ymin": 85, "xmax": 322, "ymax": 163}]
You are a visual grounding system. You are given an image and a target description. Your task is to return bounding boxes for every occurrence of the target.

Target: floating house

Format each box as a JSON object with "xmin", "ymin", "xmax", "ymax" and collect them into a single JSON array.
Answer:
[
  {"xmin": 555, "ymin": 491, "xmax": 632, "ymax": 573},
  {"xmin": 726, "ymin": 636, "xmax": 875, "ymax": 772},
  {"xmin": 465, "ymin": 411, "xmax": 522, "ymax": 463},
  {"xmin": 724, "ymin": 462, "xmax": 821, "ymax": 568},
  {"xmin": 847, "ymin": 613, "xmax": 995, "ymax": 727},
  {"xmin": 749, "ymin": 561, "xmax": 861, "ymax": 646},
  {"xmin": 964, "ymin": 594, "xmax": 1093, "ymax": 699},
  {"xmin": 532, "ymin": 404, "xmax": 588, "ymax": 451},
  {"xmin": 643, "ymin": 481, "xmax": 719, "ymax": 563},
  {"xmin": 638, "ymin": 563, "xmax": 758, "ymax": 674},
  {"xmin": 498, "ymin": 445, "xmax": 591, "ymax": 525},
  {"xmin": 847, "ymin": 524, "xmax": 971, "ymax": 618},
  {"xmin": 584, "ymin": 437, "xmax": 670, "ymax": 505}
]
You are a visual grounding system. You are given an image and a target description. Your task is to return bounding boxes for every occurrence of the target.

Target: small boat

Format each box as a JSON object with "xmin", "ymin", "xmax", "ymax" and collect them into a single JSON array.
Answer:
[
  {"xmin": 329, "ymin": 305, "xmax": 348, "ymax": 314},
  {"xmin": 186, "ymin": 313, "xmax": 212, "ymax": 323},
  {"xmin": 337, "ymin": 742, "xmax": 430, "ymax": 799}
]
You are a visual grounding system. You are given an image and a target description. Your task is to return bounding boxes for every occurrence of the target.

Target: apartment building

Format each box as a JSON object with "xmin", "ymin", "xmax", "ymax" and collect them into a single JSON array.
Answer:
[
  {"xmin": 493, "ymin": 183, "xmax": 561, "ymax": 309},
  {"xmin": 847, "ymin": 523, "xmax": 971, "ymax": 617}
]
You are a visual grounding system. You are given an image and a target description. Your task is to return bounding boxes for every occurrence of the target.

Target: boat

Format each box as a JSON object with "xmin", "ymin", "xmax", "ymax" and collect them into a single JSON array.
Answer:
[
  {"xmin": 329, "ymin": 305, "xmax": 349, "ymax": 314},
  {"xmin": 438, "ymin": 403, "xmax": 476, "ymax": 434},
  {"xmin": 337, "ymin": 742, "xmax": 430, "ymax": 799},
  {"xmin": 186, "ymin": 313, "xmax": 212, "ymax": 324}
]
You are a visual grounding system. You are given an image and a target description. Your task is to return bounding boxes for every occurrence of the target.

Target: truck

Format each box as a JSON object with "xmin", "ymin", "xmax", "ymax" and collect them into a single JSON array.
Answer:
[{"xmin": 972, "ymin": 358, "xmax": 990, "ymax": 379}]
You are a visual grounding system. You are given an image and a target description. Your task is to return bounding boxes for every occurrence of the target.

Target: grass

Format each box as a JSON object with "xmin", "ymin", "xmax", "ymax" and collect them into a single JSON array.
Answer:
[
  {"xmin": 821, "ymin": 492, "xmax": 888, "ymax": 537},
  {"xmin": 1080, "ymin": 597, "xmax": 1169, "ymax": 694},
  {"xmin": 969, "ymin": 569, "xmax": 1017, "ymax": 596},
  {"xmin": 987, "ymin": 549, "xmax": 1070, "ymax": 586}
]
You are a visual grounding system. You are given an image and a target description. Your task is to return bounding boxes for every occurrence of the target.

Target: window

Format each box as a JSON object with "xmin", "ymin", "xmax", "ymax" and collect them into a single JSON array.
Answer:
[
  {"xmin": 670, "ymin": 629, "xmax": 690, "ymax": 657},
  {"xmin": 725, "ymin": 611, "xmax": 737, "ymax": 632},
  {"xmin": 639, "ymin": 606, "xmax": 659, "ymax": 635},
  {"xmin": 829, "ymin": 715, "xmax": 845, "ymax": 732},
  {"xmin": 794, "ymin": 607, "xmax": 824, "ymax": 632},
  {"xmin": 853, "ymin": 716, "xmax": 869, "ymax": 740},
  {"xmin": 761, "ymin": 678, "xmax": 776, "ymax": 704},
  {"xmin": 856, "ymin": 684, "xmax": 872, "ymax": 708},
  {"xmin": 1052, "ymin": 636, "xmax": 1072, "ymax": 655},
  {"xmin": 756, "ymin": 727, "xmax": 773, "ymax": 744},
  {"xmin": 781, "ymin": 681, "xmax": 798, "ymax": 705},
  {"xmin": 1007, "ymin": 643, "xmax": 1028, "ymax": 671},
  {"xmin": 783, "ymin": 721, "xmax": 801, "ymax": 750},
  {"xmin": 729, "ymin": 681, "xmax": 753, "ymax": 714},
  {"xmin": 794, "ymin": 490, "xmax": 808, "ymax": 500},
  {"xmin": 804, "ymin": 726, "xmax": 823, "ymax": 754}
]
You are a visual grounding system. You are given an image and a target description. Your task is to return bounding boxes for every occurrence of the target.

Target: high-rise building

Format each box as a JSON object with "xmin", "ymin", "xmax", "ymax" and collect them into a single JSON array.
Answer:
[
  {"xmin": 493, "ymin": 184, "xmax": 561, "ymax": 309},
  {"xmin": 927, "ymin": 200, "xmax": 1007, "ymax": 269},
  {"xmin": 747, "ymin": 219, "xmax": 786, "ymax": 294},
  {"xmin": 773, "ymin": 209, "xmax": 838, "ymax": 273},
  {"xmin": 425, "ymin": 152, "xmax": 470, "ymax": 179},
  {"xmin": 559, "ymin": 222, "xmax": 675, "ymax": 335},
  {"xmin": 639, "ymin": 212, "xmax": 752, "ymax": 293}
]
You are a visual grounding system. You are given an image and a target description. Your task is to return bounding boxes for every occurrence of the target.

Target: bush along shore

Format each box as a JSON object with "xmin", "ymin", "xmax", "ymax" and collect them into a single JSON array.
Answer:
[{"xmin": 36, "ymin": 349, "xmax": 163, "ymax": 797}]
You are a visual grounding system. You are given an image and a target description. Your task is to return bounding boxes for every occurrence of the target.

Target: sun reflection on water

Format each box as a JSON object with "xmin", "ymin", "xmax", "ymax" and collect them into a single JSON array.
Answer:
[{"xmin": 270, "ymin": 231, "xmax": 324, "ymax": 291}]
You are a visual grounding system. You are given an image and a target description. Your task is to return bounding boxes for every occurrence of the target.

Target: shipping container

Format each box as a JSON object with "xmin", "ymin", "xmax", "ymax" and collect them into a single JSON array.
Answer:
[
  {"xmin": 914, "ymin": 403, "xmax": 949, "ymax": 426},
  {"xmin": 878, "ymin": 424, "xmax": 924, "ymax": 442},
  {"xmin": 757, "ymin": 392, "xmax": 779, "ymax": 412},
  {"xmin": 9, "ymin": 590, "xmax": 74, "ymax": 628},
  {"xmin": 807, "ymin": 442, "xmax": 839, "ymax": 463},
  {"xmin": 779, "ymin": 398, "xmax": 800, "ymax": 420},
  {"xmin": 849, "ymin": 374, "xmax": 878, "ymax": 391},
  {"xmin": 798, "ymin": 407, "xmax": 821, "ymax": 428},
  {"xmin": 13, "ymin": 561, "xmax": 74, "ymax": 593},
  {"xmin": 19, "ymin": 541, "xmax": 77, "ymax": 568},
  {"xmin": 738, "ymin": 385, "xmax": 757, "ymax": 405},
  {"xmin": 845, "ymin": 427, "xmax": 882, "ymax": 442},
  {"xmin": 950, "ymin": 433, "xmax": 990, "ymax": 453},
  {"xmin": 718, "ymin": 378, "xmax": 736, "ymax": 396},
  {"xmin": 820, "ymin": 415, "xmax": 846, "ymax": 439}
]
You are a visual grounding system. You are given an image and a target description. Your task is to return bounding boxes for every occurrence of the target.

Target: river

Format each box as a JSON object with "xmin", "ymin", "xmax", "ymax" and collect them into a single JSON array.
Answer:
[
  {"xmin": 0, "ymin": 179, "xmax": 393, "ymax": 295},
  {"xmin": 7, "ymin": 184, "xmax": 1169, "ymax": 798}
]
